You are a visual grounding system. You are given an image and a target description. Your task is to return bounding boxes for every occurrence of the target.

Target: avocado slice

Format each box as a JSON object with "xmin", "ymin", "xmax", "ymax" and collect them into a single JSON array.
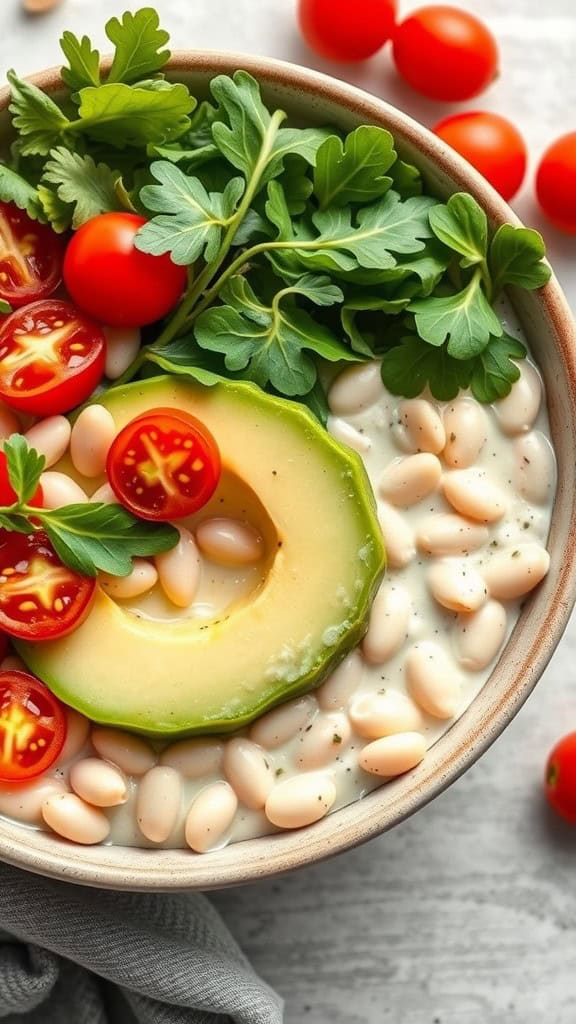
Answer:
[{"xmin": 18, "ymin": 376, "xmax": 385, "ymax": 736}]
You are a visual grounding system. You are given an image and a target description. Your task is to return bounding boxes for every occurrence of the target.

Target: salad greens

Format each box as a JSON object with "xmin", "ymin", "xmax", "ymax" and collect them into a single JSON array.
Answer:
[{"xmin": 0, "ymin": 6, "xmax": 551, "ymax": 413}]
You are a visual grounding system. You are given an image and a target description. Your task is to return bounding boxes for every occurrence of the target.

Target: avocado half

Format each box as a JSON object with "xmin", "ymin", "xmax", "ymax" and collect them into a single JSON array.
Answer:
[{"xmin": 17, "ymin": 376, "xmax": 386, "ymax": 736}]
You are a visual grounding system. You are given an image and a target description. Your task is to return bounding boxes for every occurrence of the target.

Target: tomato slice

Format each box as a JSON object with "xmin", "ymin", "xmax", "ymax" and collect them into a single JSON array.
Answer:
[
  {"xmin": 0, "ymin": 450, "xmax": 43, "ymax": 508},
  {"xmin": 0, "ymin": 299, "xmax": 106, "ymax": 416},
  {"xmin": 0, "ymin": 203, "xmax": 64, "ymax": 309},
  {"xmin": 0, "ymin": 670, "xmax": 66, "ymax": 781},
  {"xmin": 0, "ymin": 529, "xmax": 96, "ymax": 640},
  {"xmin": 107, "ymin": 407, "xmax": 221, "ymax": 521}
]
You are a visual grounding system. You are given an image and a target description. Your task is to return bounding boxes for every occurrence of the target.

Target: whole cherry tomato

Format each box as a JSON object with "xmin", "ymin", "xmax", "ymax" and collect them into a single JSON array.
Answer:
[
  {"xmin": 536, "ymin": 132, "xmax": 576, "ymax": 234},
  {"xmin": 63, "ymin": 213, "xmax": 188, "ymax": 327},
  {"xmin": 545, "ymin": 732, "xmax": 576, "ymax": 824},
  {"xmin": 0, "ymin": 202, "xmax": 64, "ymax": 309},
  {"xmin": 392, "ymin": 6, "xmax": 499, "ymax": 102},
  {"xmin": 0, "ymin": 670, "xmax": 67, "ymax": 781},
  {"xmin": 433, "ymin": 112, "xmax": 527, "ymax": 202},
  {"xmin": 298, "ymin": 0, "xmax": 397, "ymax": 61}
]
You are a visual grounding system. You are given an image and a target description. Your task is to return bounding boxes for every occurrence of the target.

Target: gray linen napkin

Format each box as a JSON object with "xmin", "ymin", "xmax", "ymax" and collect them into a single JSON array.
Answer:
[{"xmin": 0, "ymin": 862, "xmax": 283, "ymax": 1024}]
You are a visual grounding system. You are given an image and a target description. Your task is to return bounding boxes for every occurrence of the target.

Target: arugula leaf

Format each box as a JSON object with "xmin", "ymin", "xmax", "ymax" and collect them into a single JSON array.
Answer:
[
  {"xmin": 75, "ymin": 82, "xmax": 194, "ymax": 148},
  {"xmin": 489, "ymin": 225, "xmax": 551, "ymax": 294},
  {"xmin": 106, "ymin": 7, "xmax": 170, "ymax": 85},
  {"xmin": 409, "ymin": 273, "xmax": 503, "ymax": 358},
  {"xmin": 313, "ymin": 126, "xmax": 396, "ymax": 209},
  {"xmin": 60, "ymin": 31, "xmax": 101, "ymax": 93},
  {"xmin": 381, "ymin": 337, "xmax": 473, "ymax": 401},
  {"xmin": 3, "ymin": 436, "xmax": 45, "ymax": 505},
  {"xmin": 36, "ymin": 184, "xmax": 73, "ymax": 233},
  {"xmin": 7, "ymin": 70, "xmax": 70, "ymax": 156},
  {"xmin": 389, "ymin": 158, "xmax": 423, "ymax": 199},
  {"xmin": 341, "ymin": 295, "xmax": 411, "ymax": 356},
  {"xmin": 0, "ymin": 164, "xmax": 44, "ymax": 220},
  {"xmin": 145, "ymin": 342, "xmax": 227, "ymax": 386},
  {"xmin": 278, "ymin": 155, "xmax": 314, "ymax": 214},
  {"xmin": 42, "ymin": 147, "xmax": 123, "ymax": 229},
  {"xmin": 469, "ymin": 333, "xmax": 526, "ymax": 402},
  {"xmin": 297, "ymin": 378, "xmax": 329, "ymax": 426},
  {"xmin": 428, "ymin": 193, "xmax": 488, "ymax": 269},
  {"xmin": 136, "ymin": 161, "xmax": 244, "ymax": 264}
]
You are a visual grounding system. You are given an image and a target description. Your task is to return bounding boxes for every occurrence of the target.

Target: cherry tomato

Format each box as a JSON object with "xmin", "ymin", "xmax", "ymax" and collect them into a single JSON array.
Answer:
[
  {"xmin": 0, "ymin": 299, "xmax": 106, "ymax": 416},
  {"xmin": 0, "ymin": 670, "xmax": 66, "ymax": 781},
  {"xmin": 545, "ymin": 732, "xmax": 576, "ymax": 824},
  {"xmin": 63, "ymin": 213, "xmax": 188, "ymax": 328},
  {"xmin": 392, "ymin": 6, "xmax": 499, "ymax": 102},
  {"xmin": 0, "ymin": 451, "xmax": 44, "ymax": 509},
  {"xmin": 0, "ymin": 529, "xmax": 96, "ymax": 641},
  {"xmin": 536, "ymin": 132, "xmax": 576, "ymax": 234},
  {"xmin": 298, "ymin": 0, "xmax": 397, "ymax": 62},
  {"xmin": 107, "ymin": 407, "xmax": 221, "ymax": 522},
  {"xmin": 0, "ymin": 632, "xmax": 8, "ymax": 663},
  {"xmin": 0, "ymin": 202, "xmax": 64, "ymax": 309},
  {"xmin": 433, "ymin": 112, "xmax": 527, "ymax": 202}
]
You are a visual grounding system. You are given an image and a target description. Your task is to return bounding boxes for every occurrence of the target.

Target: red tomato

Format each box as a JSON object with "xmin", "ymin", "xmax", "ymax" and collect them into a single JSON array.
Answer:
[
  {"xmin": 298, "ymin": 0, "xmax": 397, "ymax": 61},
  {"xmin": 433, "ymin": 112, "xmax": 527, "ymax": 202},
  {"xmin": 0, "ymin": 203, "xmax": 64, "ymax": 309},
  {"xmin": 107, "ymin": 407, "xmax": 221, "ymax": 522},
  {"xmin": 536, "ymin": 132, "xmax": 576, "ymax": 234},
  {"xmin": 0, "ymin": 299, "xmax": 106, "ymax": 416},
  {"xmin": 392, "ymin": 6, "xmax": 499, "ymax": 102},
  {"xmin": 0, "ymin": 632, "xmax": 8, "ymax": 663},
  {"xmin": 0, "ymin": 670, "xmax": 66, "ymax": 781},
  {"xmin": 0, "ymin": 451, "xmax": 44, "ymax": 508},
  {"xmin": 0, "ymin": 529, "xmax": 96, "ymax": 640},
  {"xmin": 63, "ymin": 213, "xmax": 188, "ymax": 328},
  {"xmin": 545, "ymin": 732, "xmax": 576, "ymax": 824}
]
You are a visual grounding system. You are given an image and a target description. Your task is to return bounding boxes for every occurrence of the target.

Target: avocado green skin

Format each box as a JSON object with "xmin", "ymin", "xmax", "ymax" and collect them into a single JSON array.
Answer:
[{"xmin": 16, "ymin": 376, "xmax": 386, "ymax": 737}]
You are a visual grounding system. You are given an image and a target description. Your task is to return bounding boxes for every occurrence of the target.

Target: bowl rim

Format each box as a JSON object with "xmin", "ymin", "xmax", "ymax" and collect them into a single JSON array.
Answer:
[{"xmin": 1, "ymin": 49, "xmax": 576, "ymax": 891}]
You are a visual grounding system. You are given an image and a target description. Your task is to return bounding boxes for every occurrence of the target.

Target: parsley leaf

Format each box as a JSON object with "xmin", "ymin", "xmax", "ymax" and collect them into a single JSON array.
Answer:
[
  {"xmin": 489, "ymin": 224, "xmax": 551, "ymax": 294},
  {"xmin": 409, "ymin": 272, "xmax": 503, "ymax": 358},
  {"xmin": 7, "ymin": 70, "xmax": 70, "ymax": 156},
  {"xmin": 42, "ymin": 147, "xmax": 124, "ymax": 229},
  {"xmin": 313, "ymin": 126, "xmax": 396, "ymax": 209},
  {"xmin": 469, "ymin": 333, "xmax": 526, "ymax": 402},
  {"xmin": 428, "ymin": 193, "xmax": 488, "ymax": 269},
  {"xmin": 60, "ymin": 31, "xmax": 101, "ymax": 93},
  {"xmin": 3, "ymin": 435, "xmax": 45, "ymax": 504},
  {"xmin": 0, "ymin": 164, "xmax": 44, "ymax": 220},
  {"xmin": 381, "ymin": 336, "xmax": 473, "ymax": 401},
  {"xmin": 106, "ymin": 8, "xmax": 171, "ymax": 85},
  {"xmin": 36, "ymin": 184, "xmax": 73, "ymax": 233},
  {"xmin": 75, "ymin": 82, "xmax": 194, "ymax": 148}
]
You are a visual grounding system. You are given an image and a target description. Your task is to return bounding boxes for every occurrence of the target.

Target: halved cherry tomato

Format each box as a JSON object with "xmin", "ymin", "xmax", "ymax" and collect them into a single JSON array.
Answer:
[
  {"xmin": 545, "ymin": 732, "xmax": 576, "ymax": 824},
  {"xmin": 536, "ymin": 132, "xmax": 576, "ymax": 234},
  {"xmin": 107, "ymin": 407, "xmax": 221, "ymax": 522},
  {"xmin": 0, "ymin": 670, "xmax": 66, "ymax": 781},
  {"xmin": 63, "ymin": 213, "xmax": 188, "ymax": 328},
  {"xmin": 0, "ymin": 202, "xmax": 64, "ymax": 309},
  {"xmin": 298, "ymin": 0, "xmax": 397, "ymax": 62},
  {"xmin": 0, "ymin": 529, "xmax": 96, "ymax": 640},
  {"xmin": 0, "ymin": 451, "xmax": 44, "ymax": 508},
  {"xmin": 0, "ymin": 299, "xmax": 106, "ymax": 416},
  {"xmin": 0, "ymin": 632, "xmax": 8, "ymax": 663},
  {"xmin": 433, "ymin": 112, "xmax": 527, "ymax": 202}
]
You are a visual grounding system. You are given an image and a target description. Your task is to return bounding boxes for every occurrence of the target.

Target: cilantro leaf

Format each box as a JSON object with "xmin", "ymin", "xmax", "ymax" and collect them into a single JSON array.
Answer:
[
  {"xmin": 0, "ymin": 164, "xmax": 44, "ymax": 220},
  {"xmin": 75, "ymin": 82, "xmax": 194, "ymax": 148},
  {"xmin": 3, "ymin": 435, "xmax": 45, "ymax": 505},
  {"xmin": 7, "ymin": 70, "xmax": 70, "ymax": 156},
  {"xmin": 106, "ymin": 7, "xmax": 170, "ymax": 85},
  {"xmin": 60, "ymin": 31, "xmax": 101, "ymax": 93},
  {"xmin": 313, "ymin": 126, "xmax": 396, "ymax": 209},
  {"xmin": 42, "ymin": 147, "xmax": 123, "ymax": 229},
  {"xmin": 409, "ymin": 273, "xmax": 503, "ymax": 358},
  {"xmin": 469, "ymin": 333, "xmax": 526, "ymax": 402},
  {"xmin": 136, "ymin": 161, "xmax": 244, "ymax": 264},
  {"xmin": 428, "ymin": 193, "xmax": 488, "ymax": 269},
  {"xmin": 489, "ymin": 224, "xmax": 551, "ymax": 294},
  {"xmin": 381, "ymin": 337, "xmax": 473, "ymax": 401}
]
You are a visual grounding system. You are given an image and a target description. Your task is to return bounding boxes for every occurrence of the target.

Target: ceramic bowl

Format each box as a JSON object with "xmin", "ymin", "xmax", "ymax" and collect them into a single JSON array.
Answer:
[{"xmin": 0, "ymin": 53, "xmax": 575, "ymax": 891}]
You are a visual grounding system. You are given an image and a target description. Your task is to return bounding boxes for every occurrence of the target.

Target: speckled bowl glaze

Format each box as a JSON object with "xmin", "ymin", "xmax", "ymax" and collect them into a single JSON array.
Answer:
[{"xmin": 0, "ymin": 53, "xmax": 575, "ymax": 891}]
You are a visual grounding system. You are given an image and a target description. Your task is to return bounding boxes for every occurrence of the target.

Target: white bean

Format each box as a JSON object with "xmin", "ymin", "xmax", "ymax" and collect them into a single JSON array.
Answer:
[
  {"xmin": 427, "ymin": 561, "xmax": 488, "ymax": 613},
  {"xmin": 90, "ymin": 482, "xmax": 117, "ymax": 504},
  {"xmin": 265, "ymin": 773, "xmax": 336, "ymax": 829},
  {"xmin": 70, "ymin": 758, "xmax": 128, "ymax": 808},
  {"xmin": 377, "ymin": 501, "xmax": 416, "ymax": 569},
  {"xmin": 160, "ymin": 738, "xmax": 223, "ymax": 778},
  {"xmin": 196, "ymin": 518, "xmax": 263, "ymax": 567},
  {"xmin": 378, "ymin": 453, "xmax": 441, "ymax": 508},
  {"xmin": 494, "ymin": 361, "xmax": 542, "ymax": 435},
  {"xmin": 327, "ymin": 416, "xmax": 371, "ymax": 454},
  {"xmin": 103, "ymin": 326, "xmax": 141, "ymax": 380},
  {"xmin": 155, "ymin": 526, "xmax": 201, "ymax": 607},
  {"xmin": 396, "ymin": 399, "xmax": 446, "ymax": 455},
  {"xmin": 25, "ymin": 416, "xmax": 71, "ymax": 468},
  {"xmin": 42, "ymin": 792, "xmax": 110, "ymax": 845},
  {"xmin": 136, "ymin": 766, "xmax": 182, "ymax": 843},
  {"xmin": 70, "ymin": 405, "xmax": 116, "ymax": 478},
  {"xmin": 362, "ymin": 585, "xmax": 411, "ymax": 664},
  {"xmin": 91, "ymin": 728, "xmax": 156, "ymax": 776},
  {"xmin": 57, "ymin": 708, "xmax": 91, "ymax": 764},
  {"xmin": 405, "ymin": 643, "xmax": 462, "ymax": 719},
  {"xmin": 0, "ymin": 655, "xmax": 27, "ymax": 672},
  {"xmin": 0, "ymin": 778, "xmax": 67, "ymax": 825},
  {"xmin": 99, "ymin": 559, "xmax": 158, "ymax": 600},
  {"xmin": 349, "ymin": 690, "xmax": 423, "ymax": 740},
  {"xmin": 249, "ymin": 695, "xmax": 317, "ymax": 747},
  {"xmin": 442, "ymin": 469, "xmax": 507, "ymax": 523},
  {"xmin": 482, "ymin": 543, "xmax": 550, "ymax": 600},
  {"xmin": 453, "ymin": 600, "xmax": 507, "ymax": 671},
  {"xmin": 185, "ymin": 781, "xmax": 238, "ymax": 853},
  {"xmin": 296, "ymin": 711, "xmax": 351, "ymax": 770},
  {"xmin": 316, "ymin": 651, "xmax": 363, "ymax": 711},
  {"xmin": 40, "ymin": 471, "xmax": 88, "ymax": 508},
  {"xmin": 223, "ymin": 738, "xmax": 274, "ymax": 809},
  {"xmin": 443, "ymin": 399, "xmax": 488, "ymax": 468},
  {"xmin": 328, "ymin": 361, "xmax": 383, "ymax": 416},
  {"xmin": 512, "ymin": 432, "xmax": 556, "ymax": 505},
  {"xmin": 359, "ymin": 732, "xmax": 426, "ymax": 777},
  {"xmin": 0, "ymin": 403, "xmax": 21, "ymax": 440},
  {"xmin": 416, "ymin": 514, "xmax": 489, "ymax": 557}
]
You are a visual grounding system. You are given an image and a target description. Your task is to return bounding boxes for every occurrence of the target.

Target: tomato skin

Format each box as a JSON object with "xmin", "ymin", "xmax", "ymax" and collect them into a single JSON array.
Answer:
[
  {"xmin": 392, "ymin": 6, "xmax": 499, "ymax": 102},
  {"xmin": 0, "ymin": 299, "xmax": 106, "ymax": 416},
  {"xmin": 0, "ymin": 203, "xmax": 64, "ymax": 309},
  {"xmin": 536, "ymin": 133, "xmax": 576, "ymax": 234},
  {"xmin": 433, "ymin": 112, "xmax": 527, "ymax": 202},
  {"xmin": 107, "ymin": 407, "xmax": 221, "ymax": 522},
  {"xmin": 0, "ymin": 530, "xmax": 96, "ymax": 641},
  {"xmin": 63, "ymin": 213, "xmax": 188, "ymax": 328},
  {"xmin": 0, "ymin": 451, "xmax": 44, "ymax": 509},
  {"xmin": 545, "ymin": 732, "xmax": 576, "ymax": 824},
  {"xmin": 0, "ymin": 670, "xmax": 66, "ymax": 781},
  {"xmin": 298, "ymin": 0, "xmax": 397, "ymax": 61}
]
